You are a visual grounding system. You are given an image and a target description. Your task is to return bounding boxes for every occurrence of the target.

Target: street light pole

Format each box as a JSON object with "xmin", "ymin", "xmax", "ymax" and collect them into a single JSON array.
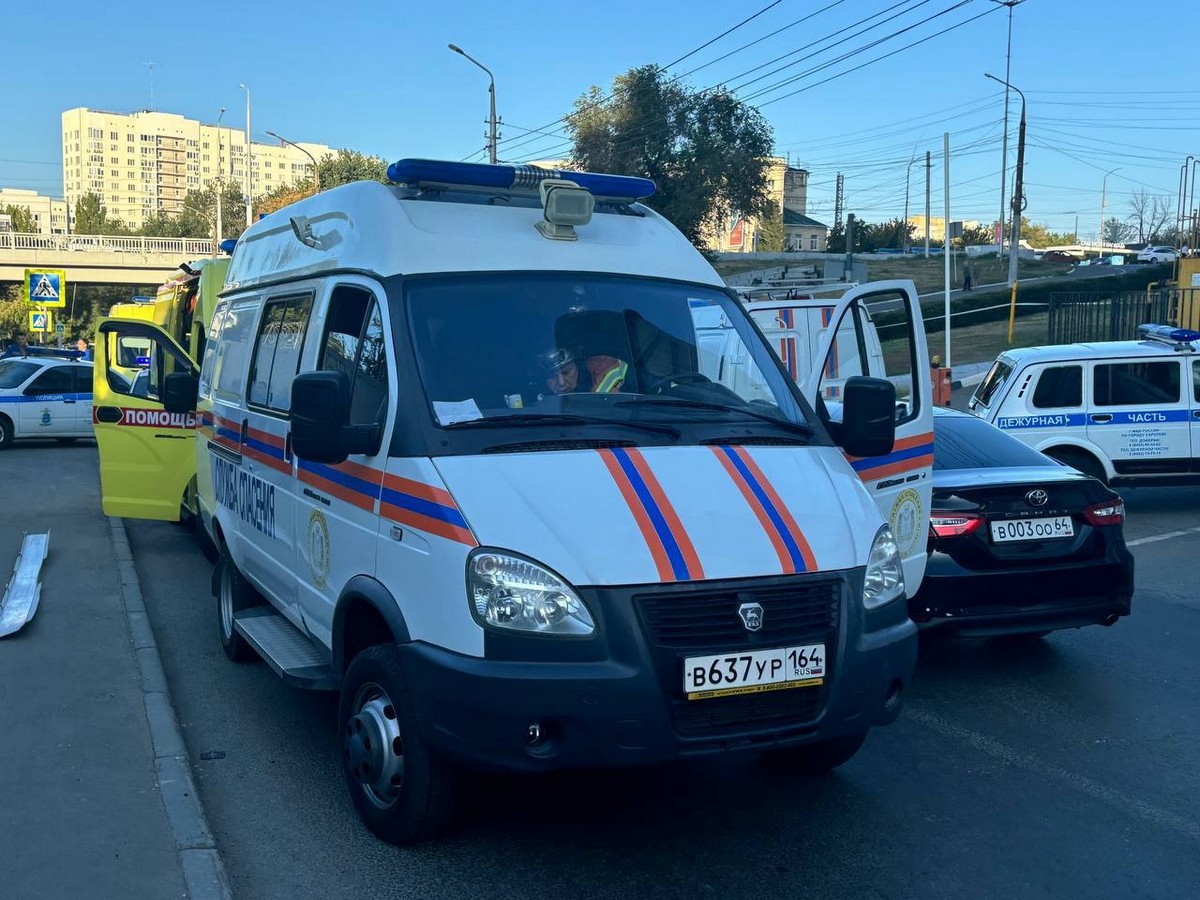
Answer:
[
  {"xmin": 1099, "ymin": 167, "xmax": 1119, "ymax": 258},
  {"xmin": 215, "ymin": 107, "xmax": 225, "ymax": 252},
  {"xmin": 240, "ymin": 83, "xmax": 252, "ymax": 228},
  {"xmin": 989, "ymin": 0, "xmax": 1024, "ymax": 258},
  {"xmin": 903, "ymin": 151, "xmax": 919, "ymax": 254},
  {"xmin": 266, "ymin": 130, "xmax": 320, "ymax": 196},
  {"xmin": 985, "ymin": 72, "xmax": 1025, "ymax": 288},
  {"xmin": 448, "ymin": 44, "xmax": 498, "ymax": 164}
]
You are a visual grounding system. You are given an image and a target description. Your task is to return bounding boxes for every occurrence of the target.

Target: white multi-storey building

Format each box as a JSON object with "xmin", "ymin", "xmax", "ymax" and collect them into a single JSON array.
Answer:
[
  {"xmin": 61, "ymin": 107, "xmax": 331, "ymax": 229},
  {"xmin": 0, "ymin": 188, "xmax": 70, "ymax": 234}
]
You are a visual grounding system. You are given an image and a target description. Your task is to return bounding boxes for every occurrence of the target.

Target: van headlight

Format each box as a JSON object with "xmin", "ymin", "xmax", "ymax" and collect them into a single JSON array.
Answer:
[
  {"xmin": 467, "ymin": 550, "xmax": 595, "ymax": 636},
  {"xmin": 863, "ymin": 526, "xmax": 905, "ymax": 609}
]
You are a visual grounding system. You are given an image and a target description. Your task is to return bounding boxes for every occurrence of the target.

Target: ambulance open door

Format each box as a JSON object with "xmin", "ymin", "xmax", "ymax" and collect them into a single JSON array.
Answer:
[{"xmin": 93, "ymin": 318, "xmax": 199, "ymax": 520}]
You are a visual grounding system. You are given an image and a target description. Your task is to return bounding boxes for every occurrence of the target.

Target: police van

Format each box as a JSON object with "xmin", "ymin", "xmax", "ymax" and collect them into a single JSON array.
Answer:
[
  {"xmin": 98, "ymin": 159, "xmax": 932, "ymax": 843},
  {"xmin": 969, "ymin": 324, "xmax": 1200, "ymax": 485}
]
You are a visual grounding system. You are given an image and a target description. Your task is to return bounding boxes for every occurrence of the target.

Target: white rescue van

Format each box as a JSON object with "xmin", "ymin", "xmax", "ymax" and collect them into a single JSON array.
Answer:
[
  {"xmin": 969, "ymin": 324, "xmax": 1200, "ymax": 485},
  {"xmin": 108, "ymin": 159, "xmax": 930, "ymax": 844}
]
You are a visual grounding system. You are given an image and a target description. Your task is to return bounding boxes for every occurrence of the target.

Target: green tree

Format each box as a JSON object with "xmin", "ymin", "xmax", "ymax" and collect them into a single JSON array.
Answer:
[
  {"xmin": 2, "ymin": 204, "xmax": 38, "ymax": 233},
  {"xmin": 566, "ymin": 65, "xmax": 775, "ymax": 247},
  {"xmin": 1102, "ymin": 216, "xmax": 1135, "ymax": 245},
  {"xmin": 317, "ymin": 148, "xmax": 388, "ymax": 189},
  {"xmin": 861, "ymin": 218, "xmax": 911, "ymax": 251},
  {"xmin": 73, "ymin": 193, "xmax": 131, "ymax": 235},
  {"xmin": 959, "ymin": 223, "xmax": 995, "ymax": 246},
  {"xmin": 757, "ymin": 203, "xmax": 784, "ymax": 253}
]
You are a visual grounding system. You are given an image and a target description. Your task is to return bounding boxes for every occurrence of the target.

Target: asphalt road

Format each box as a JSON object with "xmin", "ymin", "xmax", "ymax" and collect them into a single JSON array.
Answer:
[{"xmin": 91, "ymin": 446, "xmax": 1199, "ymax": 900}]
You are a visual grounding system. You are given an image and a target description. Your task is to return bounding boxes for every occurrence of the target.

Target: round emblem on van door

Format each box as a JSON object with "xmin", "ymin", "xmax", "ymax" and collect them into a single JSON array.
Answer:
[
  {"xmin": 307, "ymin": 508, "xmax": 331, "ymax": 590},
  {"xmin": 889, "ymin": 488, "xmax": 923, "ymax": 558},
  {"xmin": 1025, "ymin": 489, "xmax": 1049, "ymax": 508}
]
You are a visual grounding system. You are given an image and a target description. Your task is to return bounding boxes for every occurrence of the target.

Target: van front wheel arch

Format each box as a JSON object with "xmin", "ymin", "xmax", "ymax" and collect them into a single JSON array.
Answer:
[{"xmin": 1045, "ymin": 447, "xmax": 1107, "ymax": 484}]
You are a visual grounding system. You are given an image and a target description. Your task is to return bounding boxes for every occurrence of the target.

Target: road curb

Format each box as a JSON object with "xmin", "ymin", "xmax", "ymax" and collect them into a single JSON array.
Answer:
[
  {"xmin": 952, "ymin": 372, "xmax": 987, "ymax": 390},
  {"xmin": 109, "ymin": 517, "xmax": 233, "ymax": 900}
]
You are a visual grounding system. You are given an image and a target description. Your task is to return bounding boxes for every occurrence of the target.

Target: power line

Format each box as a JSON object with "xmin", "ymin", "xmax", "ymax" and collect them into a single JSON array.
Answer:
[{"xmin": 660, "ymin": 0, "xmax": 784, "ymax": 70}]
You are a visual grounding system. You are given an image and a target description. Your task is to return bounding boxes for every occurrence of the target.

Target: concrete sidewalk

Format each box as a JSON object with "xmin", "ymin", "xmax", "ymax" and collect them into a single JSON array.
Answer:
[{"xmin": 0, "ymin": 442, "xmax": 220, "ymax": 899}]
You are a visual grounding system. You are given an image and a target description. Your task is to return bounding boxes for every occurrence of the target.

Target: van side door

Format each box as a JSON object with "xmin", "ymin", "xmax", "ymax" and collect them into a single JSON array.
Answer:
[
  {"xmin": 803, "ymin": 281, "xmax": 934, "ymax": 596},
  {"xmin": 233, "ymin": 290, "xmax": 316, "ymax": 613},
  {"xmin": 1087, "ymin": 356, "xmax": 1190, "ymax": 477},
  {"xmin": 93, "ymin": 318, "xmax": 198, "ymax": 520}
]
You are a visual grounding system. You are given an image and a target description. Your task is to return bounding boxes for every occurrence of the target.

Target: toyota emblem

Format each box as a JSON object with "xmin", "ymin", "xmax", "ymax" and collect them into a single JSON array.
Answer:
[
  {"xmin": 737, "ymin": 602, "xmax": 764, "ymax": 632},
  {"xmin": 1025, "ymin": 489, "xmax": 1049, "ymax": 508}
]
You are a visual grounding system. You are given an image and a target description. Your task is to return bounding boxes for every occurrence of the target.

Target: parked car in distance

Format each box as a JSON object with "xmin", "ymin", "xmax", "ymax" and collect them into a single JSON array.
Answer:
[
  {"xmin": 1136, "ymin": 246, "xmax": 1177, "ymax": 264},
  {"xmin": 1039, "ymin": 250, "xmax": 1079, "ymax": 265},
  {"xmin": 910, "ymin": 408, "xmax": 1133, "ymax": 640}
]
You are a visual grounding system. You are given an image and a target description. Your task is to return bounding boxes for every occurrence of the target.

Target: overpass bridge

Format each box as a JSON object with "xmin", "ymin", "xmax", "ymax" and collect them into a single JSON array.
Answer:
[{"xmin": 0, "ymin": 232, "xmax": 216, "ymax": 287}]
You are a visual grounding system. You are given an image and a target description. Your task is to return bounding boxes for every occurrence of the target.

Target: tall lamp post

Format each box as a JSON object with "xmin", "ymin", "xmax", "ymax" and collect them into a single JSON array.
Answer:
[
  {"xmin": 239, "ymin": 83, "xmax": 252, "ymax": 228},
  {"xmin": 215, "ymin": 107, "xmax": 225, "ymax": 252},
  {"xmin": 989, "ymin": 0, "xmax": 1025, "ymax": 257},
  {"xmin": 266, "ymin": 130, "xmax": 320, "ymax": 196},
  {"xmin": 903, "ymin": 151, "xmax": 920, "ymax": 254},
  {"xmin": 985, "ymin": 72, "xmax": 1026, "ymax": 343},
  {"xmin": 1099, "ymin": 167, "xmax": 1120, "ymax": 259},
  {"xmin": 448, "ymin": 44, "xmax": 498, "ymax": 164}
]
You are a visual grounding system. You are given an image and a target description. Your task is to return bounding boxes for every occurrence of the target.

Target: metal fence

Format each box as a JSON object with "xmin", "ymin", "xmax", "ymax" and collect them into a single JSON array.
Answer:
[
  {"xmin": 0, "ymin": 231, "xmax": 214, "ymax": 256},
  {"xmin": 1047, "ymin": 288, "xmax": 1200, "ymax": 344}
]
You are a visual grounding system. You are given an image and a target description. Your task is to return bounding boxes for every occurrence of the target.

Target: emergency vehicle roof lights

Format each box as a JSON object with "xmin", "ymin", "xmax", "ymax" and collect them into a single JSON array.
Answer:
[
  {"xmin": 1137, "ymin": 323, "xmax": 1200, "ymax": 349},
  {"xmin": 218, "ymin": 238, "xmax": 237, "ymax": 255},
  {"xmin": 386, "ymin": 159, "xmax": 656, "ymax": 201}
]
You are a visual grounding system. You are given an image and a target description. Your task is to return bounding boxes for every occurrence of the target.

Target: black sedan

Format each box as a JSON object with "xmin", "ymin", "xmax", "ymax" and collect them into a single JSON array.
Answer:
[{"xmin": 910, "ymin": 408, "xmax": 1134, "ymax": 639}]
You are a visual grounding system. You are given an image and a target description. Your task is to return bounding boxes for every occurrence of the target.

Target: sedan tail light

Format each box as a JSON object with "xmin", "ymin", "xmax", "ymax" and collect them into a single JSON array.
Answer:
[
  {"xmin": 1082, "ymin": 499, "xmax": 1125, "ymax": 526},
  {"xmin": 930, "ymin": 512, "xmax": 984, "ymax": 538}
]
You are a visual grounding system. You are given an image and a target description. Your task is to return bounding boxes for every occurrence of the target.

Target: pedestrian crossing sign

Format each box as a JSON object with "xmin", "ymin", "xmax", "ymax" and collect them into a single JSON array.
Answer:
[
  {"xmin": 29, "ymin": 310, "xmax": 52, "ymax": 333},
  {"xmin": 24, "ymin": 268, "xmax": 67, "ymax": 308}
]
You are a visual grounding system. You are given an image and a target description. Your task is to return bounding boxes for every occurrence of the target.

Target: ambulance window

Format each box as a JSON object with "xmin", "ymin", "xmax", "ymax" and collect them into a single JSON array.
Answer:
[
  {"xmin": 1032, "ymin": 365, "xmax": 1082, "ymax": 409},
  {"xmin": 198, "ymin": 301, "xmax": 230, "ymax": 400},
  {"xmin": 248, "ymin": 293, "xmax": 313, "ymax": 413},
  {"xmin": 320, "ymin": 286, "xmax": 389, "ymax": 430},
  {"xmin": 1093, "ymin": 361, "xmax": 1180, "ymax": 406},
  {"xmin": 212, "ymin": 298, "xmax": 260, "ymax": 405}
]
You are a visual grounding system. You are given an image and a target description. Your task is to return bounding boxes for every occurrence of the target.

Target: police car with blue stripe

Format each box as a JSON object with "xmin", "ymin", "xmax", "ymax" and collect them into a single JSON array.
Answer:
[
  {"xmin": 968, "ymin": 324, "xmax": 1200, "ymax": 485},
  {"xmin": 0, "ymin": 354, "xmax": 94, "ymax": 448}
]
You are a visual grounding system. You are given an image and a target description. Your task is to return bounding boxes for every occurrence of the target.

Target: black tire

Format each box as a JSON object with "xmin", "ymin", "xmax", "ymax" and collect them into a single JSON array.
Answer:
[
  {"xmin": 214, "ymin": 546, "xmax": 259, "ymax": 662},
  {"xmin": 1046, "ymin": 448, "xmax": 1107, "ymax": 484},
  {"xmin": 763, "ymin": 732, "xmax": 867, "ymax": 775},
  {"xmin": 0, "ymin": 416, "xmax": 13, "ymax": 450},
  {"xmin": 339, "ymin": 644, "xmax": 460, "ymax": 844},
  {"xmin": 55, "ymin": 437, "xmax": 78, "ymax": 445}
]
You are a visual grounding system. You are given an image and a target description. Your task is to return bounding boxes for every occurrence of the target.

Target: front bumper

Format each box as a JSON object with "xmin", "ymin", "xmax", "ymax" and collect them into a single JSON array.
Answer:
[
  {"xmin": 398, "ymin": 569, "xmax": 917, "ymax": 773},
  {"xmin": 909, "ymin": 543, "xmax": 1134, "ymax": 637}
]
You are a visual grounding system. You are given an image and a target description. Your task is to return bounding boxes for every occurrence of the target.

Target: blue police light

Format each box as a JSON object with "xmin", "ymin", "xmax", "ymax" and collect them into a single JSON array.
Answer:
[
  {"xmin": 1138, "ymin": 323, "xmax": 1200, "ymax": 343},
  {"xmin": 218, "ymin": 238, "xmax": 238, "ymax": 255},
  {"xmin": 386, "ymin": 158, "xmax": 656, "ymax": 201}
]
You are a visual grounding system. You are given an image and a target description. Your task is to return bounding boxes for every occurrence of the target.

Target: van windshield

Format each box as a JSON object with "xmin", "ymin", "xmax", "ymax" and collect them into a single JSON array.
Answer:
[{"xmin": 404, "ymin": 273, "xmax": 812, "ymax": 440}]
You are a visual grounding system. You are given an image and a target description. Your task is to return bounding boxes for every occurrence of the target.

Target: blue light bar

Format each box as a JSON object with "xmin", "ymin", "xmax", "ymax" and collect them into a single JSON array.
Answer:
[
  {"xmin": 1138, "ymin": 323, "xmax": 1200, "ymax": 343},
  {"xmin": 386, "ymin": 158, "xmax": 655, "ymax": 201},
  {"xmin": 218, "ymin": 238, "xmax": 237, "ymax": 255}
]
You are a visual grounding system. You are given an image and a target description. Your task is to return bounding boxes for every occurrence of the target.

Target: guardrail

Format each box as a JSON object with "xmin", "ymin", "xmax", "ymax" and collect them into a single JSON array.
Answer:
[{"xmin": 0, "ymin": 231, "xmax": 214, "ymax": 256}]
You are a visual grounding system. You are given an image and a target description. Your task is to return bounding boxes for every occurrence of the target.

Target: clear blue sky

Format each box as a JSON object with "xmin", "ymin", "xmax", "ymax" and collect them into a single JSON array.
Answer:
[{"xmin": 3, "ymin": 0, "xmax": 1197, "ymax": 240}]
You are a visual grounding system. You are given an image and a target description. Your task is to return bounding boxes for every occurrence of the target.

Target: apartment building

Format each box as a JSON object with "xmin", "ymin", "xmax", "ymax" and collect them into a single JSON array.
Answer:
[
  {"xmin": 710, "ymin": 159, "xmax": 828, "ymax": 254},
  {"xmin": 61, "ymin": 107, "xmax": 332, "ymax": 229},
  {"xmin": 0, "ymin": 188, "xmax": 70, "ymax": 234}
]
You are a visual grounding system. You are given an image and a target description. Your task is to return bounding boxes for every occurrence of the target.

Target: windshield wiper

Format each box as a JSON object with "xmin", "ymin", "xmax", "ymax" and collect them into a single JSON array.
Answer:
[
  {"xmin": 445, "ymin": 412, "xmax": 680, "ymax": 438},
  {"xmin": 614, "ymin": 397, "xmax": 814, "ymax": 437}
]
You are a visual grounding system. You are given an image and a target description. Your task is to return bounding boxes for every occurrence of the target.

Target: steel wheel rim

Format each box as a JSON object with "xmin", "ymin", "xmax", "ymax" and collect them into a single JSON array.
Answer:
[{"xmin": 344, "ymin": 681, "xmax": 404, "ymax": 809}]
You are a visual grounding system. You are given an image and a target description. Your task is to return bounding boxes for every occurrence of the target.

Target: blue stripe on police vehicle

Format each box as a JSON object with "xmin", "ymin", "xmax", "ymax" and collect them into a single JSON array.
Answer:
[
  {"xmin": 1093, "ymin": 410, "xmax": 1191, "ymax": 424},
  {"xmin": 211, "ymin": 453, "xmax": 277, "ymax": 539}
]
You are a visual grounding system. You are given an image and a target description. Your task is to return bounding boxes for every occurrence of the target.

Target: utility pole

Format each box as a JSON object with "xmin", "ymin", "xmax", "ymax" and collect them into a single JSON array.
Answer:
[
  {"xmin": 924, "ymin": 151, "xmax": 931, "ymax": 258},
  {"xmin": 943, "ymin": 132, "xmax": 952, "ymax": 371},
  {"xmin": 1099, "ymin": 167, "xmax": 1119, "ymax": 258},
  {"xmin": 903, "ymin": 152, "xmax": 919, "ymax": 254},
  {"xmin": 986, "ymin": 72, "xmax": 1026, "ymax": 341},
  {"xmin": 833, "ymin": 173, "xmax": 844, "ymax": 228},
  {"xmin": 215, "ymin": 107, "xmax": 225, "ymax": 252},
  {"xmin": 449, "ymin": 44, "xmax": 499, "ymax": 164},
  {"xmin": 844, "ymin": 213, "xmax": 856, "ymax": 282},
  {"xmin": 240, "ymin": 84, "xmax": 252, "ymax": 228},
  {"xmin": 989, "ymin": 1, "xmax": 1024, "ymax": 257}
]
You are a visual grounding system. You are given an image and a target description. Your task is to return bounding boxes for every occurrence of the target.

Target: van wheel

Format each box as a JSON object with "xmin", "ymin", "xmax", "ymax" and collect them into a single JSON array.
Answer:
[
  {"xmin": 1047, "ymin": 448, "xmax": 1107, "ymax": 484},
  {"xmin": 339, "ymin": 645, "xmax": 459, "ymax": 844},
  {"xmin": 0, "ymin": 416, "xmax": 13, "ymax": 449},
  {"xmin": 215, "ymin": 546, "xmax": 258, "ymax": 662},
  {"xmin": 763, "ymin": 732, "xmax": 867, "ymax": 775}
]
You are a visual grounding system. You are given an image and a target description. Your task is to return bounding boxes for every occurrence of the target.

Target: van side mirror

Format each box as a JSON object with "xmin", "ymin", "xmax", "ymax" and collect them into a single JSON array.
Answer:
[
  {"xmin": 291, "ymin": 371, "xmax": 351, "ymax": 464},
  {"xmin": 163, "ymin": 372, "xmax": 199, "ymax": 415},
  {"xmin": 836, "ymin": 376, "xmax": 896, "ymax": 458}
]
